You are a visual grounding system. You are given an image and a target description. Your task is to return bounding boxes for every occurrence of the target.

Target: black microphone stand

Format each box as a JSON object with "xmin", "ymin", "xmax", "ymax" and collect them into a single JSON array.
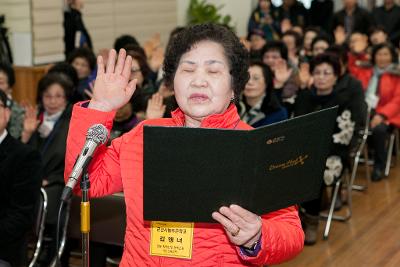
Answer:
[{"xmin": 80, "ymin": 167, "xmax": 91, "ymax": 267}]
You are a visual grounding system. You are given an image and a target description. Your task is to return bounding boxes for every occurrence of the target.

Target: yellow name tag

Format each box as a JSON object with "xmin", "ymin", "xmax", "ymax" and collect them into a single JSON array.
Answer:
[{"xmin": 150, "ymin": 221, "xmax": 194, "ymax": 259}]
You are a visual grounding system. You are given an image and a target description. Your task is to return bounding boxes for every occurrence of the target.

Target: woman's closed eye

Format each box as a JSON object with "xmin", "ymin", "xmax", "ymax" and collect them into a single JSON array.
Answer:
[
  {"xmin": 182, "ymin": 68, "xmax": 195, "ymax": 73},
  {"xmin": 208, "ymin": 69, "xmax": 221, "ymax": 74}
]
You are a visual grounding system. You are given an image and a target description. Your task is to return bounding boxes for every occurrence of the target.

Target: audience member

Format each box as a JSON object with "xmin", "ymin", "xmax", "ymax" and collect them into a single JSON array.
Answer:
[
  {"xmin": 311, "ymin": 35, "xmax": 331, "ymax": 57},
  {"xmin": 301, "ymin": 27, "xmax": 320, "ymax": 61},
  {"xmin": 372, "ymin": 0, "xmax": 400, "ymax": 45},
  {"xmin": 248, "ymin": 0, "xmax": 280, "ymax": 41},
  {"xmin": 309, "ymin": 0, "xmax": 334, "ymax": 32},
  {"xmin": 351, "ymin": 43, "xmax": 400, "ymax": 181},
  {"xmin": 238, "ymin": 61, "xmax": 288, "ymax": 127},
  {"xmin": 64, "ymin": 0, "xmax": 92, "ymax": 57},
  {"xmin": 67, "ymin": 47, "xmax": 97, "ymax": 101},
  {"xmin": 369, "ymin": 26, "xmax": 389, "ymax": 46},
  {"xmin": 248, "ymin": 29, "xmax": 267, "ymax": 61},
  {"xmin": 282, "ymin": 30, "xmax": 302, "ymax": 66},
  {"xmin": 331, "ymin": 0, "xmax": 373, "ymax": 37},
  {"xmin": 0, "ymin": 90, "xmax": 42, "ymax": 267},
  {"xmin": 275, "ymin": 0, "xmax": 309, "ymax": 28},
  {"xmin": 347, "ymin": 31, "xmax": 370, "ymax": 77},
  {"xmin": 21, "ymin": 73, "xmax": 73, "ymax": 266},
  {"xmin": 261, "ymin": 41, "xmax": 299, "ymax": 113},
  {"xmin": 0, "ymin": 62, "xmax": 24, "ymax": 139},
  {"xmin": 294, "ymin": 53, "xmax": 365, "ymax": 244}
]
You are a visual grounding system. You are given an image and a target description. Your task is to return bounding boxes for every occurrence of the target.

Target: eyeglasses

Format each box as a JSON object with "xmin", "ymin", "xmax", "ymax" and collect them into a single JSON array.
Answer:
[{"xmin": 312, "ymin": 70, "xmax": 334, "ymax": 77}]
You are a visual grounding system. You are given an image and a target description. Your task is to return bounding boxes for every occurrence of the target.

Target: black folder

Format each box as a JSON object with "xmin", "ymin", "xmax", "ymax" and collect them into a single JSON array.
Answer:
[{"xmin": 143, "ymin": 107, "xmax": 337, "ymax": 222}]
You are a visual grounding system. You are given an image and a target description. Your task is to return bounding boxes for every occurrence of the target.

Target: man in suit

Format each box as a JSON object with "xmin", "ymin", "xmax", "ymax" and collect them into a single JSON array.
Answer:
[
  {"xmin": 331, "ymin": 0, "xmax": 373, "ymax": 37},
  {"xmin": 0, "ymin": 90, "xmax": 42, "ymax": 267}
]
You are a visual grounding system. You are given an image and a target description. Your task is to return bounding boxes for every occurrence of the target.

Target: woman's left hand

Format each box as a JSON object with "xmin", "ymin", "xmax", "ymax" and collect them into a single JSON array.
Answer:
[{"xmin": 212, "ymin": 204, "xmax": 262, "ymax": 248}]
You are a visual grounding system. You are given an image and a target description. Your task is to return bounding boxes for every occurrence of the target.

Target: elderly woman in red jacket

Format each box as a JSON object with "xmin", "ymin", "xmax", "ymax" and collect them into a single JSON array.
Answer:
[
  {"xmin": 65, "ymin": 23, "xmax": 304, "ymax": 266},
  {"xmin": 352, "ymin": 43, "xmax": 400, "ymax": 181}
]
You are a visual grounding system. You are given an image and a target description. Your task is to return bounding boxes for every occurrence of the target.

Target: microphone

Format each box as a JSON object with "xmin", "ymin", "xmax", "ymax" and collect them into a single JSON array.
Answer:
[{"xmin": 61, "ymin": 124, "xmax": 108, "ymax": 202}]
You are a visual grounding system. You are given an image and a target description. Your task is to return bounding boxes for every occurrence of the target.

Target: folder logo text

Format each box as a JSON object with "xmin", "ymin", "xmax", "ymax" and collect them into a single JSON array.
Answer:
[
  {"xmin": 268, "ymin": 155, "xmax": 309, "ymax": 171},
  {"xmin": 266, "ymin": 136, "xmax": 285, "ymax": 145}
]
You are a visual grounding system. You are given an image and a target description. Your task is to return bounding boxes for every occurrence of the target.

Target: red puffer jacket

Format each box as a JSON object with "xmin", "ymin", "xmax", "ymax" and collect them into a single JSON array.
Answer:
[
  {"xmin": 348, "ymin": 52, "xmax": 370, "ymax": 79},
  {"xmin": 64, "ymin": 103, "xmax": 304, "ymax": 266},
  {"xmin": 351, "ymin": 66, "xmax": 400, "ymax": 128}
]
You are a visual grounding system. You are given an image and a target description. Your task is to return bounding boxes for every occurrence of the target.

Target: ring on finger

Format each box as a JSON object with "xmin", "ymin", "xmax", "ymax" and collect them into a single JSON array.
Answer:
[{"xmin": 231, "ymin": 227, "xmax": 240, "ymax": 237}]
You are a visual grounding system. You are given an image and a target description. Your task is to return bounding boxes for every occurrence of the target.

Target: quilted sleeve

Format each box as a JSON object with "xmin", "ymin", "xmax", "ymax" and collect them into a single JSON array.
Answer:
[
  {"xmin": 64, "ymin": 102, "xmax": 123, "ymax": 198},
  {"xmin": 237, "ymin": 206, "xmax": 304, "ymax": 265}
]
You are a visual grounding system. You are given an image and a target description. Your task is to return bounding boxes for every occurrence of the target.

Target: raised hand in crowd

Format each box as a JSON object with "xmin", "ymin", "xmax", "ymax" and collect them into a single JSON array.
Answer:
[
  {"xmin": 20, "ymin": 103, "xmax": 39, "ymax": 143},
  {"xmin": 240, "ymin": 37, "xmax": 251, "ymax": 51},
  {"xmin": 280, "ymin": 19, "xmax": 292, "ymax": 34},
  {"xmin": 143, "ymin": 33, "xmax": 161, "ymax": 59},
  {"xmin": 274, "ymin": 59, "xmax": 293, "ymax": 88},
  {"xmin": 158, "ymin": 82, "xmax": 174, "ymax": 98},
  {"xmin": 88, "ymin": 49, "xmax": 137, "ymax": 112},
  {"xmin": 212, "ymin": 204, "xmax": 262, "ymax": 248},
  {"xmin": 98, "ymin": 48, "xmax": 110, "ymax": 63},
  {"xmin": 148, "ymin": 46, "xmax": 165, "ymax": 72},
  {"xmin": 298, "ymin": 62, "xmax": 313, "ymax": 89},
  {"xmin": 334, "ymin": 26, "xmax": 346, "ymax": 45},
  {"xmin": 145, "ymin": 92, "xmax": 166, "ymax": 120}
]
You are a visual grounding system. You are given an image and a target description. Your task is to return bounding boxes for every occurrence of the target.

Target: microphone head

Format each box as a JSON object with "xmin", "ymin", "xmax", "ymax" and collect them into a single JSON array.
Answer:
[{"xmin": 86, "ymin": 124, "xmax": 108, "ymax": 144}]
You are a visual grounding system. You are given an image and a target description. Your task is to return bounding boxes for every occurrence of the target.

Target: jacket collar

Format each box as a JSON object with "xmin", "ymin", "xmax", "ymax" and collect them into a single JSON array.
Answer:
[{"xmin": 171, "ymin": 104, "xmax": 241, "ymax": 129}]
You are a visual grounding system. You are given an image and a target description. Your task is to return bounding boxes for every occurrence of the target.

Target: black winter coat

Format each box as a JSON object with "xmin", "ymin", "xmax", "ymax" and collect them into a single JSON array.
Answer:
[{"xmin": 0, "ymin": 134, "xmax": 42, "ymax": 266}]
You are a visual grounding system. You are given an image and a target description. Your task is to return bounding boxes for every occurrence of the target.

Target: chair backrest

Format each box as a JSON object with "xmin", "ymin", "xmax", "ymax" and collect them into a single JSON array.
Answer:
[
  {"xmin": 29, "ymin": 188, "xmax": 48, "ymax": 267},
  {"xmin": 354, "ymin": 105, "xmax": 371, "ymax": 153},
  {"xmin": 33, "ymin": 188, "xmax": 48, "ymax": 236}
]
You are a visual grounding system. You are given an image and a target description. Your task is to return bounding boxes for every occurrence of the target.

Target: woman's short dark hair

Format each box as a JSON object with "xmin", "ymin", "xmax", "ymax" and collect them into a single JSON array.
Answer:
[
  {"xmin": 282, "ymin": 30, "xmax": 303, "ymax": 51},
  {"xmin": 247, "ymin": 61, "xmax": 282, "ymax": 113},
  {"xmin": 371, "ymin": 42, "xmax": 398, "ymax": 65},
  {"xmin": 48, "ymin": 62, "xmax": 79, "ymax": 88},
  {"xmin": 0, "ymin": 62, "xmax": 15, "ymax": 88},
  {"xmin": 325, "ymin": 45, "xmax": 349, "ymax": 67},
  {"xmin": 311, "ymin": 35, "xmax": 332, "ymax": 51},
  {"xmin": 369, "ymin": 25, "xmax": 387, "ymax": 36},
  {"xmin": 249, "ymin": 61, "xmax": 274, "ymax": 95},
  {"xmin": 37, "ymin": 72, "xmax": 74, "ymax": 107},
  {"xmin": 261, "ymin": 41, "xmax": 289, "ymax": 61},
  {"xmin": 67, "ymin": 47, "xmax": 97, "ymax": 71},
  {"xmin": 124, "ymin": 44, "xmax": 151, "ymax": 85},
  {"xmin": 114, "ymin": 34, "xmax": 140, "ymax": 52},
  {"xmin": 163, "ymin": 23, "xmax": 250, "ymax": 100},
  {"xmin": 304, "ymin": 26, "xmax": 321, "ymax": 36},
  {"xmin": 310, "ymin": 53, "xmax": 341, "ymax": 77}
]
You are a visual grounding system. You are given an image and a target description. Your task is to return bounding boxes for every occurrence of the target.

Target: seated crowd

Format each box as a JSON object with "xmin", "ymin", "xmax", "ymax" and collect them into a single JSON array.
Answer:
[{"xmin": 1, "ymin": 0, "xmax": 400, "ymax": 266}]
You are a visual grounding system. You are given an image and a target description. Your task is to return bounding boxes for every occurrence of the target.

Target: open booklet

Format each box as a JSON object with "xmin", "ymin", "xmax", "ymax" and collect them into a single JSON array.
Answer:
[{"xmin": 143, "ymin": 106, "xmax": 337, "ymax": 222}]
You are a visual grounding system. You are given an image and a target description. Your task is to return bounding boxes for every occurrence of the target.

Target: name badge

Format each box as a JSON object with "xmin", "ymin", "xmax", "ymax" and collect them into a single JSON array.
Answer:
[{"xmin": 150, "ymin": 221, "xmax": 194, "ymax": 259}]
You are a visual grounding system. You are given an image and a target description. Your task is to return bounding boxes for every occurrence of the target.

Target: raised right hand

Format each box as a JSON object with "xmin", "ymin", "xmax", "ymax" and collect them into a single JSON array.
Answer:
[
  {"xmin": 274, "ymin": 59, "xmax": 293, "ymax": 88},
  {"xmin": 21, "ymin": 103, "xmax": 39, "ymax": 143},
  {"xmin": 298, "ymin": 62, "xmax": 312, "ymax": 89},
  {"xmin": 88, "ymin": 49, "xmax": 137, "ymax": 112},
  {"xmin": 146, "ymin": 92, "xmax": 166, "ymax": 120}
]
